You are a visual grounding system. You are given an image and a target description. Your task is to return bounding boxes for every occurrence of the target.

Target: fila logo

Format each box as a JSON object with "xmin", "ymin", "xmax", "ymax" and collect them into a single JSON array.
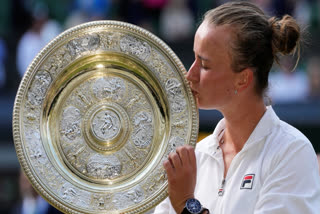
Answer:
[{"xmin": 240, "ymin": 174, "xmax": 255, "ymax": 189}]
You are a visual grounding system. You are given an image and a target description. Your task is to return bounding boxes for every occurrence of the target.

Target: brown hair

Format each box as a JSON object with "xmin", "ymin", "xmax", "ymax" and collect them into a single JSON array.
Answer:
[{"xmin": 203, "ymin": 1, "xmax": 301, "ymax": 96}]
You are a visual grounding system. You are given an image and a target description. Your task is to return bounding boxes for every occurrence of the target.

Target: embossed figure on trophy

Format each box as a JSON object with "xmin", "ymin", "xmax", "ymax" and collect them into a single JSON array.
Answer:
[
  {"xmin": 157, "ymin": 170, "xmax": 167, "ymax": 183},
  {"xmin": 86, "ymin": 154, "xmax": 121, "ymax": 179},
  {"xmin": 125, "ymin": 90, "xmax": 144, "ymax": 109},
  {"xmin": 25, "ymin": 130, "xmax": 45, "ymax": 164},
  {"xmin": 152, "ymin": 56, "xmax": 163, "ymax": 74},
  {"xmin": 56, "ymin": 49, "xmax": 71, "ymax": 70},
  {"xmin": 45, "ymin": 166, "xmax": 63, "ymax": 190},
  {"xmin": 132, "ymin": 111, "xmax": 153, "ymax": 148},
  {"xmin": 24, "ymin": 102, "xmax": 41, "ymax": 125},
  {"xmin": 93, "ymin": 77, "xmax": 125, "ymax": 101},
  {"xmin": 103, "ymin": 79, "xmax": 122, "ymax": 99},
  {"xmin": 67, "ymin": 40, "xmax": 82, "ymax": 57},
  {"xmin": 100, "ymin": 32, "xmax": 121, "ymax": 51},
  {"xmin": 105, "ymin": 34, "xmax": 114, "ymax": 47},
  {"xmin": 77, "ymin": 93, "xmax": 90, "ymax": 108},
  {"xmin": 100, "ymin": 112, "xmax": 114, "ymax": 134},
  {"xmin": 133, "ymin": 111, "xmax": 152, "ymax": 125},
  {"xmin": 134, "ymin": 41, "xmax": 150, "ymax": 59},
  {"xmin": 61, "ymin": 184, "xmax": 89, "ymax": 207},
  {"xmin": 30, "ymin": 147, "xmax": 43, "ymax": 160},
  {"xmin": 43, "ymin": 57, "xmax": 58, "ymax": 74},
  {"xmin": 81, "ymin": 36, "xmax": 94, "ymax": 48},
  {"xmin": 125, "ymin": 187, "xmax": 144, "ymax": 203},
  {"xmin": 92, "ymin": 110, "xmax": 120, "ymax": 140},
  {"xmin": 66, "ymin": 145, "xmax": 85, "ymax": 168},
  {"xmin": 36, "ymin": 72, "xmax": 51, "ymax": 89},
  {"xmin": 168, "ymin": 136, "xmax": 185, "ymax": 153},
  {"xmin": 124, "ymin": 148, "xmax": 145, "ymax": 169},
  {"xmin": 173, "ymin": 120, "xmax": 187, "ymax": 128},
  {"xmin": 24, "ymin": 112, "xmax": 37, "ymax": 126},
  {"xmin": 67, "ymin": 34, "xmax": 100, "ymax": 58},
  {"xmin": 96, "ymin": 195, "xmax": 105, "ymax": 209},
  {"xmin": 148, "ymin": 182, "xmax": 156, "ymax": 193},
  {"xmin": 146, "ymin": 170, "xmax": 167, "ymax": 194},
  {"xmin": 124, "ymin": 148, "xmax": 139, "ymax": 168},
  {"xmin": 133, "ymin": 128, "xmax": 150, "ymax": 147},
  {"xmin": 166, "ymin": 78, "xmax": 182, "ymax": 97},
  {"xmin": 62, "ymin": 122, "xmax": 81, "ymax": 140},
  {"xmin": 112, "ymin": 186, "xmax": 144, "ymax": 207},
  {"xmin": 165, "ymin": 78, "xmax": 187, "ymax": 113},
  {"xmin": 92, "ymin": 193, "xmax": 114, "ymax": 210},
  {"xmin": 29, "ymin": 148, "xmax": 48, "ymax": 178},
  {"xmin": 61, "ymin": 184, "xmax": 78, "ymax": 203},
  {"xmin": 120, "ymin": 36, "xmax": 151, "ymax": 60},
  {"xmin": 171, "ymin": 97, "xmax": 186, "ymax": 112},
  {"xmin": 61, "ymin": 106, "xmax": 82, "ymax": 141},
  {"xmin": 43, "ymin": 49, "xmax": 71, "ymax": 78},
  {"xmin": 28, "ymin": 71, "xmax": 52, "ymax": 105},
  {"xmin": 94, "ymin": 195, "xmax": 105, "ymax": 210}
]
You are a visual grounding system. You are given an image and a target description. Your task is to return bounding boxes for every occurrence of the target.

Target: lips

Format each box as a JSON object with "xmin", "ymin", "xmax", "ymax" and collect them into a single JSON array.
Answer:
[{"xmin": 187, "ymin": 81, "xmax": 199, "ymax": 97}]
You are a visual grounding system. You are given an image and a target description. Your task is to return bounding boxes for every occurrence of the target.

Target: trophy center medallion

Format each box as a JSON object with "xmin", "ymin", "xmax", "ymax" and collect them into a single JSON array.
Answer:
[
  {"xmin": 91, "ymin": 109, "xmax": 121, "ymax": 141},
  {"xmin": 83, "ymin": 102, "xmax": 130, "ymax": 153}
]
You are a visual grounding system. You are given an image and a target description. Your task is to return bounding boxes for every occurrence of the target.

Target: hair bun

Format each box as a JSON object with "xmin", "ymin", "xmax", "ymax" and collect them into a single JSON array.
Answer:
[{"xmin": 269, "ymin": 15, "xmax": 300, "ymax": 56}]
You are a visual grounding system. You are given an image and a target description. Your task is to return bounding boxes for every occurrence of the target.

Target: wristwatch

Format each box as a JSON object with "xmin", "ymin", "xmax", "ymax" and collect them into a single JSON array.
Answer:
[{"xmin": 181, "ymin": 198, "xmax": 209, "ymax": 214}]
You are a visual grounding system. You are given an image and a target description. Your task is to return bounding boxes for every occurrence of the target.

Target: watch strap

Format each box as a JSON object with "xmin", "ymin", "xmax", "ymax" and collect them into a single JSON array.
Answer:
[
  {"xmin": 181, "ymin": 207, "xmax": 210, "ymax": 214},
  {"xmin": 181, "ymin": 207, "xmax": 190, "ymax": 214},
  {"xmin": 201, "ymin": 208, "xmax": 209, "ymax": 214}
]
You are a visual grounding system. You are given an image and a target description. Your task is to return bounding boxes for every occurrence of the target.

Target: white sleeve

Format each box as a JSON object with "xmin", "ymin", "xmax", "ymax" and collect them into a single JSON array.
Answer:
[
  {"xmin": 254, "ymin": 141, "xmax": 320, "ymax": 214},
  {"xmin": 153, "ymin": 197, "xmax": 176, "ymax": 214}
]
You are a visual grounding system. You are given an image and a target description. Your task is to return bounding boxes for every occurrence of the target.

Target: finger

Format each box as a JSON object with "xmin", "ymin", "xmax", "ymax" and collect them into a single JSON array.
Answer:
[
  {"xmin": 168, "ymin": 152, "xmax": 175, "ymax": 168},
  {"xmin": 176, "ymin": 146, "xmax": 189, "ymax": 166},
  {"xmin": 163, "ymin": 159, "xmax": 174, "ymax": 177},
  {"xmin": 186, "ymin": 145, "xmax": 196, "ymax": 168},
  {"xmin": 169, "ymin": 152, "xmax": 182, "ymax": 169}
]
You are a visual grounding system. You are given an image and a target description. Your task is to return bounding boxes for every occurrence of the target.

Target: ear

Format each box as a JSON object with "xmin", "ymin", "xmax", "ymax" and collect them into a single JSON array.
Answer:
[{"xmin": 235, "ymin": 68, "xmax": 254, "ymax": 92}]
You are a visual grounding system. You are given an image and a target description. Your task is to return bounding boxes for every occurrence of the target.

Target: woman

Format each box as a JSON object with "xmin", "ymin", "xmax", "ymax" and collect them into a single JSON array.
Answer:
[{"xmin": 154, "ymin": 1, "xmax": 320, "ymax": 214}]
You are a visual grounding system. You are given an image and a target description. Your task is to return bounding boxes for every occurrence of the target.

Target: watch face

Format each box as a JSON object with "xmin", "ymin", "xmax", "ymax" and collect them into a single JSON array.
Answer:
[{"xmin": 186, "ymin": 198, "xmax": 202, "ymax": 213}]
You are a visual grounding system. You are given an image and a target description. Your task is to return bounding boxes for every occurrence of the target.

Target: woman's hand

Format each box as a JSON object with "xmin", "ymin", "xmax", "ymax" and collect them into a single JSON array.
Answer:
[{"xmin": 163, "ymin": 145, "xmax": 197, "ymax": 213}]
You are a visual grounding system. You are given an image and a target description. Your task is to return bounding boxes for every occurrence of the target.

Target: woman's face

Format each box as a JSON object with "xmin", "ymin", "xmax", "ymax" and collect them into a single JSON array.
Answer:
[{"xmin": 186, "ymin": 22, "xmax": 239, "ymax": 110}]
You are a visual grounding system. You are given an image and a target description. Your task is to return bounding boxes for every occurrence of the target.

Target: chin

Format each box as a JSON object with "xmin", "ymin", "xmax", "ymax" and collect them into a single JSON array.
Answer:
[
  {"xmin": 197, "ymin": 97, "xmax": 222, "ymax": 110},
  {"xmin": 199, "ymin": 106, "xmax": 216, "ymax": 110},
  {"xmin": 198, "ymin": 103, "xmax": 217, "ymax": 110},
  {"xmin": 198, "ymin": 100, "xmax": 220, "ymax": 110}
]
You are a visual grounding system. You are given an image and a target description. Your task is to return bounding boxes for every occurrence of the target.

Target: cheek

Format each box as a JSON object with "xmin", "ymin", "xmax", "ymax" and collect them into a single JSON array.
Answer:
[
  {"xmin": 200, "ymin": 72, "xmax": 223, "ymax": 90},
  {"xmin": 226, "ymin": 87, "xmax": 233, "ymax": 94},
  {"xmin": 200, "ymin": 72, "xmax": 234, "ymax": 97}
]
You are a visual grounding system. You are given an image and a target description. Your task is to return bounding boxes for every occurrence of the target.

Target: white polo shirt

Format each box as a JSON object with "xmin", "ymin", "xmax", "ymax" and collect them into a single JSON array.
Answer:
[{"xmin": 154, "ymin": 107, "xmax": 320, "ymax": 214}]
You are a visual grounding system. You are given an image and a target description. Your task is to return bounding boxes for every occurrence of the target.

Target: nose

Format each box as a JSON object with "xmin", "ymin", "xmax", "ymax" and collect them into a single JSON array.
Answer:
[{"xmin": 186, "ymin": 60, "xmax": 199, "ymax": 83}]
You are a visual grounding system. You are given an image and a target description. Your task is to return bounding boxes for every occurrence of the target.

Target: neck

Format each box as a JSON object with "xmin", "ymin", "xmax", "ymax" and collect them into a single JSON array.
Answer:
[{"xmin": 220, "ymin": 96, "xmax": 266, "ymax": 152}]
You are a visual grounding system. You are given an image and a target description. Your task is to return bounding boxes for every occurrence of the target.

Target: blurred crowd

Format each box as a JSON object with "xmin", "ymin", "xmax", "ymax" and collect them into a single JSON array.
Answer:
[{"xmin": 0, "ymin": 0, "xmax": 319, "ymax": 104}]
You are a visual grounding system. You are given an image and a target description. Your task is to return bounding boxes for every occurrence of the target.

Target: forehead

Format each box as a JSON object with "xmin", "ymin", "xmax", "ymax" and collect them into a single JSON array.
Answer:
[{"xmin": 194, "ymin": 22, "xmax": 234, "ymax": 59}]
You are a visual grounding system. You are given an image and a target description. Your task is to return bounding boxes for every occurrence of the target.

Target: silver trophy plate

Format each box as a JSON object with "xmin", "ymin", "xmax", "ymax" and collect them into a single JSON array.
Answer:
[{"xmin": 12, "ymin": 20, "xmax": 198, "ymax": 213}]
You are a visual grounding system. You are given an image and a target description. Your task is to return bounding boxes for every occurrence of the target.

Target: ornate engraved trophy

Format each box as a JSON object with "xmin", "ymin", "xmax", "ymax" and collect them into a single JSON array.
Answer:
[{"xmin": 12, "ymin": 21, "xmax": 198, "ymax": 213}]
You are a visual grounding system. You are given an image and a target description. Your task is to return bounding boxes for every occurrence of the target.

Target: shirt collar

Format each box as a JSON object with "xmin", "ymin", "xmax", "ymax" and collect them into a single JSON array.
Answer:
[
  {"xmin": 196, "ymin": 118, "xmax": 226, "ymax": 156},
  {"xmin": 243, "ymin": 106, "xmax": 279, "ymax": 149}
]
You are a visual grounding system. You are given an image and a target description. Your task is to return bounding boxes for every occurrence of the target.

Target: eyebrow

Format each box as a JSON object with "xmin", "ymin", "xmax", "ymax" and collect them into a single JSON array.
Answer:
[
  {"xmin": 198, "ymin": 55, "xmax": 210, "ymax": 62},
  {"xmin": 194, "ymin": 51, "xmax": 210, "ymax": 62}
]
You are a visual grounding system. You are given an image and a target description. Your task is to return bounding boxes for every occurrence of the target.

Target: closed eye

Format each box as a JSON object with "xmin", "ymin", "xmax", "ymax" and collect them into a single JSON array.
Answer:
[{"xmin": 201, "ymin": 63, "xmax": 210, "ymax": 70}]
